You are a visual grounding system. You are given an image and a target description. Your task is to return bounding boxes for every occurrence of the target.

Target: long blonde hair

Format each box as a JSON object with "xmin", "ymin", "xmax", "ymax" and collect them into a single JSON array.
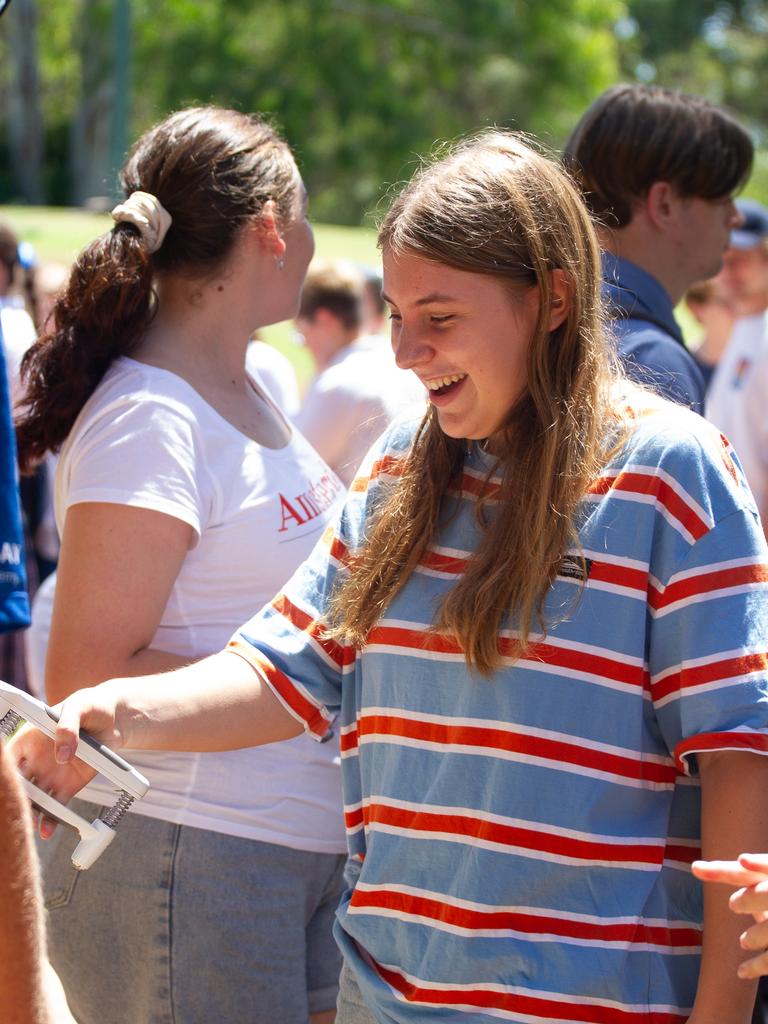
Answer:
[{"xmin": 327, "ymin": 131, "xmax": 625, "ymax": 674}]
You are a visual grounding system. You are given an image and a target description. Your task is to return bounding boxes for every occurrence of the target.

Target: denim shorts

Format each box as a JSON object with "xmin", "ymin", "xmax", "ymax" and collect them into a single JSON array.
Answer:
[
  {"xmin": 38, "ymin": 799, "xmax": 345, "ymax": 1024},
  {"xmin": 335, "ymin": 959, "xmax": 379, "ymax": 1024}
]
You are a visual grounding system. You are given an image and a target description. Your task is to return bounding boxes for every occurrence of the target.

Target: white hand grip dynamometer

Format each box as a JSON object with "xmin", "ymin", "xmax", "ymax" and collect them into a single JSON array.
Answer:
[{"xmin": 0, "ymin": 680, "xmax": 149, "ymax": 869}]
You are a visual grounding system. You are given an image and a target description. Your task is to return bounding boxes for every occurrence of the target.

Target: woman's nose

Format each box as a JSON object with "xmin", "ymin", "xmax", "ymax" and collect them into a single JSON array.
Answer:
[{"xmin": 393, "ymin": 326, "xmax": 433, "ymax": 371}]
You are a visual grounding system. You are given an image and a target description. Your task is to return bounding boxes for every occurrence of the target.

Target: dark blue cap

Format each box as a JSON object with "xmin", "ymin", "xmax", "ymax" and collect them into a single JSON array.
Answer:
[{"xmin": 731, "ymin": 198, "xmax": 768, "ymax": 249}]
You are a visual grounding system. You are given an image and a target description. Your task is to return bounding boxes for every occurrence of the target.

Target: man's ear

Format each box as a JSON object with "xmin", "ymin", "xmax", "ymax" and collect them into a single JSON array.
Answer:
[
  {"xmin": 546, "ymin": 269, "xmax": 572, "ymax": 332},
  {"xmin": 645, "ymin": 181, "xmax": 678, "ymax": 231}
]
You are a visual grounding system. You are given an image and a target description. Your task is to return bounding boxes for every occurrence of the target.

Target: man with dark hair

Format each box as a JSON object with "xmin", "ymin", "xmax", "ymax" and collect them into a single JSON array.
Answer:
[{"xmin": 564, "ymin": 84, "xmax": 752, "ymax": 413}]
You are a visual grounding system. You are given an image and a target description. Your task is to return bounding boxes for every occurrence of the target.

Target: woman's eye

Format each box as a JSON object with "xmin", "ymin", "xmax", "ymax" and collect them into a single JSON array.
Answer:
[
  {"xmin": 388, "ymin": 312, "xmax": 402, "ymax": 322},
  {"xmin": 430, "ymin": 315, "xmax": 454, "ymax": 325}
]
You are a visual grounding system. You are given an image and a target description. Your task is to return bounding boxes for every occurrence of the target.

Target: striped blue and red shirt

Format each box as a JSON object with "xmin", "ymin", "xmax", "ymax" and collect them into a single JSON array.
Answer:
[{"xmin": 230, "ymin": 402, "xmax": 768, "ymax": 1023}]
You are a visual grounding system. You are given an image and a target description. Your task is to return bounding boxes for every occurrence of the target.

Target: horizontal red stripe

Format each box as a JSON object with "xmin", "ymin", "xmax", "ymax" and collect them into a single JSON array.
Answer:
[
  {"xmin": 451, "ymin": 471, "xmax": 502, "ymax": 500},
  {"xmin": 588, "ymin": 559, "xmax": 647, "ymax": 593},
  {"xmin": 340, "ymin": 725, "xmax": 359, "ymax": 753},
  {"xmin": 664, "ymin": 842, "xmax": 700, "ymax": 865},
  {"xmin": 350, "ymin": 453, "xmax": 407, "ymax": 492},
  {"xmin": 652, "ymin": 652, "xmax": 768, "ymax": 703},
  {"xmin": 419, "ymin": 549, "xmax": 649, "ymax": 593},
  {"xmin": 363, "ymin": 802, "xmax": 663, "ymax": 865},
  {"xmin": 245, "ymin": 648, "xmax": 330, "ymax": 740},
  {"xmin": 419, "ymin": 550, "xmax": 468, "ymax": 575},
  {"xmin": 650, "ymin": 563, "xmax": 768, "ymax": 611},
  {"xmin": 345, "ymin": 805, "xmax": 364, "ymax": 829},
  {"xmin": 366, "ymin": 625, "xmax": 649, "ymax": 690},
  {"xmin": 590, "ymin": 471, "xmax": 709, "ymax": 541},
  {"xmin": 325, "ymin": 531, "xmax": 352, "ymax": 567},
  {"xmin": 271, "ymin": 592, "xmax": 355, "ymax": 668},
  {"xmin": 356, "ymin": 713, "xmax": 676, "ymax": 785},
  {"xmin": 374, "ymin": 961, "xmax": 686, "ymax": 1023},
  {"xmin": 351, "ymin": 887, "xmax": 701, "ymax": 948},
  {"xmin": 674, "ymin": 731, "xmax": 768, "ymax": 773}
]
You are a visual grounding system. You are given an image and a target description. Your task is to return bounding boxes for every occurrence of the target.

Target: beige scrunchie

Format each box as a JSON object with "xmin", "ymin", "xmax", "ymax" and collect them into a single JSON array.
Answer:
[{"xmin": 111, "ymin": 191, "xmax": 172, "ymax": 254}]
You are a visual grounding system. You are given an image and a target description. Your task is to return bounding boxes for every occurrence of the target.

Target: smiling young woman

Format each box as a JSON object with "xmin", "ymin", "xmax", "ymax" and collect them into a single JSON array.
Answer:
[{"xmin": 13, "ymin": 130, "xmax": 768, "ymax": 1024}]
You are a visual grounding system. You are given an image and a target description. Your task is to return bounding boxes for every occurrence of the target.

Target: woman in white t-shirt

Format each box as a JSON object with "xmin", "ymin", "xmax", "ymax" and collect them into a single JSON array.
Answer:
[{"xmin": 16, "ymin": 108, "xmax": 346, "ymax": 1024}]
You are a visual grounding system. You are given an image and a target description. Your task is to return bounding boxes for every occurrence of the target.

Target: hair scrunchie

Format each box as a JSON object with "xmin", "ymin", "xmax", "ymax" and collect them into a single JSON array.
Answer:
[{"xmin": 111, "ymin": 191, "xmax": 172, "ymax": 254}]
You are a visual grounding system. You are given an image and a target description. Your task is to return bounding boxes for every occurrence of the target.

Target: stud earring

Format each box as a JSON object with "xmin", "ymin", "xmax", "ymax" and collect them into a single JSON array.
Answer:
[{"xmin": 275, "ymin": 256, "xmax": 286, "ymax": 270}]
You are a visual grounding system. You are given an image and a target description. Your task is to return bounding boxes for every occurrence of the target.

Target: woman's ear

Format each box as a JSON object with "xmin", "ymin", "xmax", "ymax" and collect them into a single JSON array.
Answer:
[
  {"xmin": 547, "ymin": 269, "xmax": 572, "ymax": 332},
  {"xmin": 252, "ymin": 200, "xmax": 287, "ymax": 261}
]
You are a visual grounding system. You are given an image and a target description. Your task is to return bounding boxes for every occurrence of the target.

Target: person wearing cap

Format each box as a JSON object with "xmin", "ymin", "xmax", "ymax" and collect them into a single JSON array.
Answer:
[
  {"xmin": 564, "ymin": 84, "xmax": 752, "ymax": 414},
  {"xmin": 705, "ymin": 198, "xmax": 768, "ymax": 529}
]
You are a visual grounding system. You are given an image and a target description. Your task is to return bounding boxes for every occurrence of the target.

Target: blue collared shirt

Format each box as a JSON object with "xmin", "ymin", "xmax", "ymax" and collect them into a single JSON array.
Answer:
[{"xmin": 602, "ymin": 252, "xmax": 705, "ymax": 414}]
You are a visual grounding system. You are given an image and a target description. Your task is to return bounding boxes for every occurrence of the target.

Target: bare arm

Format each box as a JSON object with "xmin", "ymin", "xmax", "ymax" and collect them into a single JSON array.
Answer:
[
  {"xmin": 0, "ymin": 742, "xmax": 49, "ymax": 1024},
  {"xmin": 687, "ymin": 750, "xmax": 768, "ymax": 1023},
  {"xmin": 45, "ymin": 502, "xmax": 197, "ymax": 703},
  {"xmin": 11, "ymin": 650, "xmax": 303, "ymax": 836}
]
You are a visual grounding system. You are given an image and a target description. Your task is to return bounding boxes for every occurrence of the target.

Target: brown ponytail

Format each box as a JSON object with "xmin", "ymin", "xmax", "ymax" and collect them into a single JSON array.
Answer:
[
  {"xmin": 16, "ymin": 224, "xmax": 153, "ymax": 473},
  {"xmin": 16, "ymin": 106, "xmax": 299, "ymax": 473}
]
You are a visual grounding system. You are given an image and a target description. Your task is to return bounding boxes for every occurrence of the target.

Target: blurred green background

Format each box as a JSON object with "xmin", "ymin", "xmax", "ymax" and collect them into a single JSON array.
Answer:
[{"xmin": 2, "ymin": 1, "xmax": 766, "ymax": 376}]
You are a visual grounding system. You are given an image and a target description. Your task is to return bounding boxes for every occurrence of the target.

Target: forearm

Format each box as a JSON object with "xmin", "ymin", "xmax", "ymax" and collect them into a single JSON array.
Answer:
[
  {"xmin": 0, "ymin": 744, "xmax": 49, "ymax": 1024},
  {"xmin": 62, "ymin": 649, "xmax": 302, "ymax": 756},
  {"xmin": 688, "ymin": 751, "xmax": 768, "ymax": 1023}
]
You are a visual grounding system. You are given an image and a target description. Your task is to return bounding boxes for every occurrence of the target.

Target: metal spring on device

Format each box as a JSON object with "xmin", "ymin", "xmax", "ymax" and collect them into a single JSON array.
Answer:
[
  {"xmin": 99, "ymin": 790, "xmax": 134, "ymax": 829},
  {"xmin": 0, "ymin": 709, "xmax": 22, "ymax": 739}
]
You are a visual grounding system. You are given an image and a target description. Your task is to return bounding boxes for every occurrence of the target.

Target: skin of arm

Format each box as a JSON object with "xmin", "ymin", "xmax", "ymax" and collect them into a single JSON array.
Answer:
[
  {"xmin": 686, "ymin": 750, "xmax": 768, "ymax": 1024},
  {"xmin": 45, "ymin": 502, "xmax": 197, "ymax": 704},
  {"xmin": 11, "ymin": 648, "xmax": 303, "ymax": 837},
  {"xmin": 0, "ymin": 741, "xmax": 50, "ymax": 1024},
  {"xmin": 693, "ymin": 853, "xmax": 768, "ymax": 979}
]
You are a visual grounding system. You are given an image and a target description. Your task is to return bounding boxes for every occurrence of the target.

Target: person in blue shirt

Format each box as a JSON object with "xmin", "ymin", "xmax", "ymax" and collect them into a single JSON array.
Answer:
[
  {"xmin": 564, "ymin": 84, "xmax": 752, "ymax": 414},
  {"xmin": 0, "ymin": 319, "xmax": 29, "ymax": 636}
]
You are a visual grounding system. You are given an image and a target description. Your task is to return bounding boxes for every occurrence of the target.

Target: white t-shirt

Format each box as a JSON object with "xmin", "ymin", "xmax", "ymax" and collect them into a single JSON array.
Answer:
[
  {"xmin": 295, "ymin": 334, "xmax": 426, "ymax": 485},
  {"xmin": 245, "ymin": 340, "xmax": 300, "ymax": 417},
  {"xmin": 0, "ymin": 300, "xmax": 36, "ymax": 411},
  {"xmin": 52, "ymin": 356, "xmax": 347, "ymax": 852},
  {"xmin": 706, "ymin": 311, "xmax": 768, "ymax": 513}
]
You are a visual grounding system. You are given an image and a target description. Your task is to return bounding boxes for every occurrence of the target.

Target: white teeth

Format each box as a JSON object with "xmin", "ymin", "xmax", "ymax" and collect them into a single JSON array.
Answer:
[{"xmin": 424, "ymin": 373, "xmax": 466, "ymax": 391}]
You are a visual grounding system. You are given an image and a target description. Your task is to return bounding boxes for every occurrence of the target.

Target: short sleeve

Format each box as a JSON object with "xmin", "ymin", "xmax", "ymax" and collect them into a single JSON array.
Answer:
[
  {"xmin": 649, "ymin": 505, "xmax": 768, "ymax": 774},
  {"xmin": 228, "ymin": 418, "xmax": 418, "ymax": 739},
  {"xmin": 62, "ymin": 396, "xmax": 208, "ymax": 537}
]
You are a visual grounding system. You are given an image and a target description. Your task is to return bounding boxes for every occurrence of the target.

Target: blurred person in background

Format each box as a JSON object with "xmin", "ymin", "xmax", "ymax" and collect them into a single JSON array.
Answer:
[
  {"xmin": 0, "ymin": 221, "xmax": 37, "ymax": 411},
  {"xmin": 0, "ymin": 221, "xmax": 37, "ymax": 692},
  {"xmin": 705, "ymin": 200, "xmax": 768, "ymax": 531},
  {"xmin": 359, "ymin": 265, "xmax": 387, "ymax": 337},
  {"xmin": 685, "ymin": 278, "xmax": 737, "ymax": 392},
  {"xmin": 564, "ymin": 83, "xmax": 752, "ymax": 414},
  {"xmin": 246, "ymin": 334, "xmax": 301, "ymax": 417},
  {"xmin": 295, "ymin": 259, "xmax": 425, "ymax": 484}
]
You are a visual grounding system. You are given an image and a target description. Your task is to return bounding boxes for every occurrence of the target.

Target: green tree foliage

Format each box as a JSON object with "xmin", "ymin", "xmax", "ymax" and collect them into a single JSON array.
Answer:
[
  {"xmin": 620, "ymin": 1, "xmax": 768, "ymax": 134},
  {"xmin": 1, "ymin": 0, "xmax": 622, "ymax": 222}
]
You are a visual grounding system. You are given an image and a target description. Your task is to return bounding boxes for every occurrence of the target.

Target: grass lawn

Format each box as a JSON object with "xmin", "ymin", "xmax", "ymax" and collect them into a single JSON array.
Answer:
[{"xmin": 2, "ymin": 205, "xmax": 381, "ymax": 385}]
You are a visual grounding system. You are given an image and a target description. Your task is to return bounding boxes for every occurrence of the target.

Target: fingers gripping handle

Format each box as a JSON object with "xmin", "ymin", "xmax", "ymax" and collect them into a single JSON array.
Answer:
[
  {"xmin": 0, "ymin": 680, "xmax": 150, "ymax": 869},
  {"xmin": 0, "ymin": 680, "xmax": 149, "ymax": 798}
]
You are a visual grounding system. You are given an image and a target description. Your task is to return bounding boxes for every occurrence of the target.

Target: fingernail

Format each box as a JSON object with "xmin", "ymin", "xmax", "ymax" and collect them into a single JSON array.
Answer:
[{"xmin": 55, "ymin": 745, "xmax": 71, "ymax": 764}]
